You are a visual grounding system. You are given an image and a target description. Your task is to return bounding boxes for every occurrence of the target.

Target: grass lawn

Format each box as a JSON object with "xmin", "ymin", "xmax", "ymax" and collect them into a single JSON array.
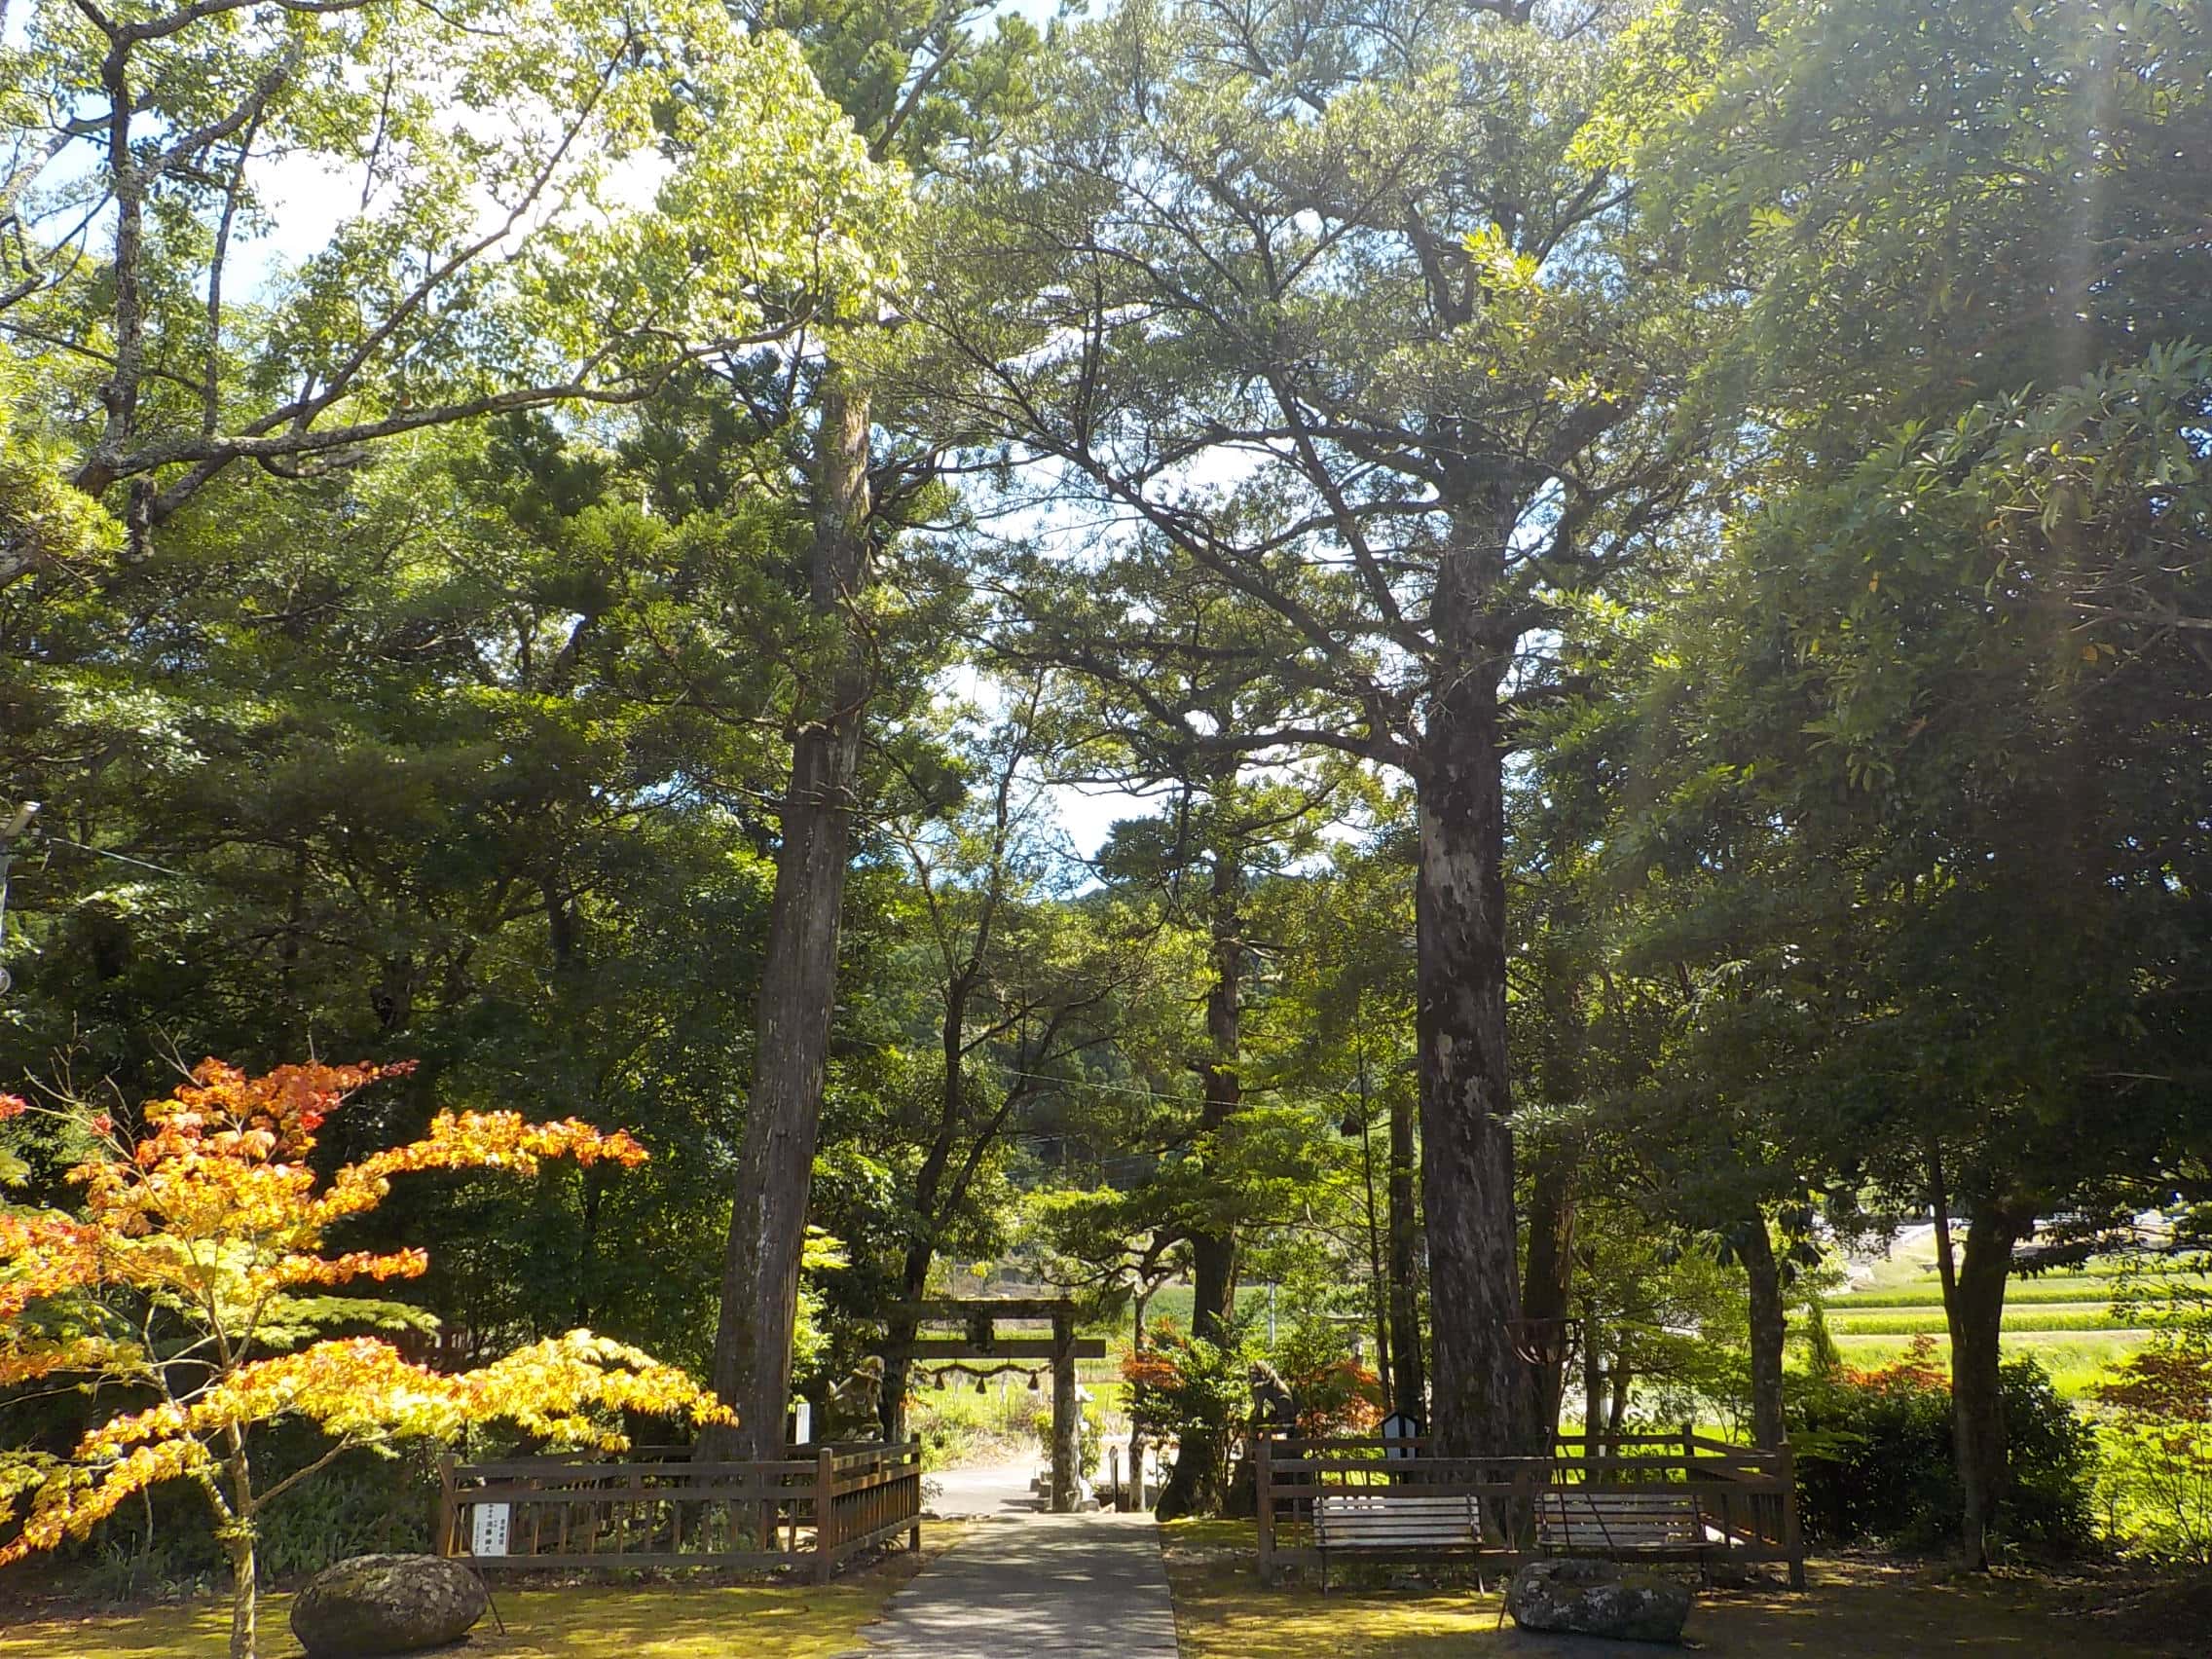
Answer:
[
  {"xmin": 0, "ymin": 1526, "xmax": 966, "ymax": 1659},
  {"xmin": 1161, "ymin": 1521, "xmax": 2197, "ymax": 1658}
]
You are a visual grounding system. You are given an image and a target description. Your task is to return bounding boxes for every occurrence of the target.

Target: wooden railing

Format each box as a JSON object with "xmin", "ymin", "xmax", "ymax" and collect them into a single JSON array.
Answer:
[
  {"xmin": 436, "ymin": 1438, "xmax": 923, "ymax": 1583},
  {"xmin": 1253, "ymin": 1428, "xmax": 1803, "ymax": 1590}
]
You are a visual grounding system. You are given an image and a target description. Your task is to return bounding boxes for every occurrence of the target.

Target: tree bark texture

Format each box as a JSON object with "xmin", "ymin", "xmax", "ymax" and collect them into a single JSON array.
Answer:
[
  {"xmin": 880, "ymin": 959, "xmax": 973, "ymax": 1443},
  {"xmin": 707, "ymin": 376, "xmax": 873, "ymax": 1462},
  {"xmin": 226, "ymin": 1530, "xmax": 257, "ymax": 1659},
  {"xmin": 1581, "ymin": 1293, "xmax": 1605, "ymax": 1442},
  {"xmin": 1520, "ymin": 1151, "xmax": 1577, "ymax": 1441},
  {"xmin": 1357, "ymin": 1074, "xmax": 1392, "ymax": 1389},
  {"xmin": 1950, "ymin": 1200, "xmax": 2027, "ymax": 1569},
  {"xmin": 1160, "ymin": 841, "xmax": 1243, "ymax": 1518},
  {"xmin": 1387, "ymin": 1072, "xmax": 1424, "ymax": 1418},
  {"xmin": 1739, "ymin": 1216, "xmax": 1788, "ymax": 1453},
  {"xmin": 1414, "ymin": 501, "xmax": 1537, "ymax": 1460}
]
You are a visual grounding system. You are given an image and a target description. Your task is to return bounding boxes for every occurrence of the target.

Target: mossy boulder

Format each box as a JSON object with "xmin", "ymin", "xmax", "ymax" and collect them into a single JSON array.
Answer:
[
  {"xmin": 289, "ymin": 1553, "xmax": 488, "ymax": 1657},
  {"xmin": 1504, "ymin": 1557, "xmax": 1693, "ymax": 1643}
]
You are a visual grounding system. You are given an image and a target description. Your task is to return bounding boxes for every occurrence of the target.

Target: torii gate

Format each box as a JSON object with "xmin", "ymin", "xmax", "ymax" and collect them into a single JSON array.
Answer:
[{"xmin": 886, "ymin": 1298, "xmax": 1107, "ymax": 1512}]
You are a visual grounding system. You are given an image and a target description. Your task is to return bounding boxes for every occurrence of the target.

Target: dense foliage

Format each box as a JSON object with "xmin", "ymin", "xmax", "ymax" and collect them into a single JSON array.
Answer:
[
  {"xmin": 1790, "ymin": 1339, "xmax": 2096, "ymax": 1553},
  {"xmin": 0, "ymin": 0, "xmax": 2205, "ymax": 1593}
]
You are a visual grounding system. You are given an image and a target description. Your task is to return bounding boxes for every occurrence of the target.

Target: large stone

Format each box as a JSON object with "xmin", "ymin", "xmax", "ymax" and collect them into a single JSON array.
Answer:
[
  {"xmin": 1504, "ymin": 1558, "xmax": 1693, "ymax": 1644},
  {"xmin": 289, "ymin": 1553, "xmax": 488, "ymax": 1658}
]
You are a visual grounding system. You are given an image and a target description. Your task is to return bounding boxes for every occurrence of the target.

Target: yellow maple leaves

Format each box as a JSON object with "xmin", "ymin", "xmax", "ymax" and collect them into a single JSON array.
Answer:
[{"xmin": 0, "ymin": 1058, "xmax": 728, "ymax": 1573}]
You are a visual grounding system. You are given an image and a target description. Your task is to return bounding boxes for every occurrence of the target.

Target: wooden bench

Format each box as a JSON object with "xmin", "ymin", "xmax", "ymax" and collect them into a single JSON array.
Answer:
[
  {"xmin": 1313, "ymin": 1492, "xmax": 1478, "ymax": 1591},
  {"xmin": 1536, "ymin": 1488, "xmax": 1714, "ymax": 1561}
]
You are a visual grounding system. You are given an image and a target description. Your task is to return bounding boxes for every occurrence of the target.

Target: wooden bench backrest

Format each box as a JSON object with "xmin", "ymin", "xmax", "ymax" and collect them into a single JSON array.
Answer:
[
  {"xmin": 1538, "ymin": 1488, "xmax": 1704, "ymax": 1545},
  {"xmin": 1314, "ymin": 1493, "xmax": 1476, "ymax": 1548}
]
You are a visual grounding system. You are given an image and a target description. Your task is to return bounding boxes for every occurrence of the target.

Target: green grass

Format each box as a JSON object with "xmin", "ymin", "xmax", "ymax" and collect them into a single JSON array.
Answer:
[
  {"xmin": 1160, "ymin": 1520, "xmax": 2193, "ymax": 1657},
  {"xmin": 1827, "ymin": 1306, "xmax": 2138, "ymax": 1336},
  {"xmin": 1079, "ymin": 1283, "xmax": 1196, "ymax": 1338},
  {"xmin": 1836, "ymin": 1279, "xmax": 2121, "ymax": 1308},
  {"xmin": 3, "ymin": 1582, "xmax": 894, "ymax": 1659},
  {"xmin": 1815, "ymin": 1257, "xmax": 2188, "ymax": 1391},
  {"xmin": 2, "ymin": 1527, "xmax": 968, "ymax": 1659}
]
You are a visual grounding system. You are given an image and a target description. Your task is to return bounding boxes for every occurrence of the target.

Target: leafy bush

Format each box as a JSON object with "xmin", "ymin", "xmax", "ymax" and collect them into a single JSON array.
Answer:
[
  {"xmin": 2093, "ymin": 1340, "xmax": 2212, "ymax": 1563},
  {"xmin": 1122, "ymin": 1321, "xmax": 1252, "ymax": 1505},
  {"xmin": 1268, "ymin": 1309, "xmax": 1384, "ymax": 1437},
  {"xmin": 1789, "ymin": 1335, "xmax": 2094, "ymax": 1553},
  {"xmin": 253, "ymin": 1448, "xmax": 435, "ymax": 1580}
]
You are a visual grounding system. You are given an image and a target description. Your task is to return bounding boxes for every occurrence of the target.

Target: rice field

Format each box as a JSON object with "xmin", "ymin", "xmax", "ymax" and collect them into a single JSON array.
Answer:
[{"xmin": 1821, "ymin": 1234, "xmax": 2204, "ymax": 1397}]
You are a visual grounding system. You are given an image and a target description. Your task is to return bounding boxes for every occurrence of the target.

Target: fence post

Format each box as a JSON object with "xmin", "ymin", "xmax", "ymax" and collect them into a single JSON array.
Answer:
[
  {"xmin": 435, "ymin": 1454, "xmax": 458, "ymax": 1557},
  {"xmin": 1254, "ymin": 1436, "xmax": 1275, "ymax": 1586},
  {"xmin": 1778, "ymin": 1440, "xmax": 1805, "ymax": 1590},
  {"xmin": 907, "ymin": 1435, "xmax": 924, "ymax": 1551},
  {"xmin": 815, "ymin": 1444, "xmax": 838, "ymax": 1584}
]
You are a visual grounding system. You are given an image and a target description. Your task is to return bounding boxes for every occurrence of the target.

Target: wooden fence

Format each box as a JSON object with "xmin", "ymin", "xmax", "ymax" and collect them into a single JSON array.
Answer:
[
  {"xmin": 436, "ymin": 1439, "xmax": 922, "ymax": 1583},
  {"xmin": 1254, "ymin": 1428, "xmax": 1803, "ymax": 1590}
]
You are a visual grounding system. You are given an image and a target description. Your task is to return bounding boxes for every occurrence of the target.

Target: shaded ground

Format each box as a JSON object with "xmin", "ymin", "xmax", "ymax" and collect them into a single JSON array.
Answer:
[
  {"xmin": 0, "ymin": 1528, "xmax": 966, "ymax": 1659},
  {"xmin": 1162, "ymin": 1523, "xmax": 2189, "ymax": 1657},
  {"xmin": 852, "ymin": 1511, "xmax": 1177, "ymax": 1658}
]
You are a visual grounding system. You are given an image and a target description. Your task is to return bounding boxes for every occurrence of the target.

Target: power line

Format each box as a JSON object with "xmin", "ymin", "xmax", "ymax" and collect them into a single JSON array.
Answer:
[{"xmin": 41, "ymin": 833, "xmax": 200, "ymax": 882}]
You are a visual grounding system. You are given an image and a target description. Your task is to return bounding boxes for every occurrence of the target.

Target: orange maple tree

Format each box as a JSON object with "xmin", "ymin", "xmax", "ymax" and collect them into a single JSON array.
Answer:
[{"xmin": 0, "ymin": 1060, "xmax": 733, "ymax": 1659}]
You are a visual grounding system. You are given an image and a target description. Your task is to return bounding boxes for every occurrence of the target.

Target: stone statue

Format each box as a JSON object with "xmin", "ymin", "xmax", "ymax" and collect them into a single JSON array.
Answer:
[
  {"xmin": 822, "ymin": 1354, "xmax": 886, "ymax": 1442},
  {"xmin": 1248, "ymin": 1360, "xmax": 1298, "ymax": 1432}
]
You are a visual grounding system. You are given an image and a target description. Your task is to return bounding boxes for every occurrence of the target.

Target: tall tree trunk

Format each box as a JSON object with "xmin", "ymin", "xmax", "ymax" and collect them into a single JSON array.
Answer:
[
  {"xmin": 1950, "ymin": 1199, "xmax": 2027, "ymax": 1569},
  {"xmin": 1739, "ymin": 1215, "xmax": 1788, "ymax": 1453},
  {"xmin": 1520, "ymin": 1151, "xmax": 1577, "ymax": 1442},
  {"xmin": 1414, "ymin": 501, "xmax": 1536, "ymax": 1460},
  {"xmin": 707, "ymin": 374, "xmax": 872, "ymax": 1462},
  {"xmin": 1355, "ymin": 1044, "xmax": 1391, "ymax": 1387},
  {"xmin": 1159, "ymin": 840, "xmax": 1242, "ymax": 1519},
  {"xmin": 1581, "ymin": 1291, "xmax": 1605, "ymax": 1444},
  {"xmin": 883, "ymin": 966, "xmax": 973, "ymax": 1443},
  {"xmin": 1188, "ymin": 832, "xmax": 1244, "ymax": 1340},
  {"xmin": 1387, "ymin": 1077, "xmax": 1424, "ymax": 1418}
]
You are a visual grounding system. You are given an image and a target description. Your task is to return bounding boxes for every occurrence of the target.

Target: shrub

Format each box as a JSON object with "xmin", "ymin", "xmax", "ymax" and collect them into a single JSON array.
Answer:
[
  {"xmin": 1122, "ymin": 1321, "xmax": 1252, "ymax": 1505},
  {"xmin": 1788, "ymin": 1335, "xmax": 2094, "ymax": 1553},
  {"xmin": 1267, "ymin": 1311, "xmax": 1384, "ymax": 1437},
  {"xmin": 1290, "ymin": 1356, "xmax": 1384, "ymax": 1439},
  {"xmin": 2093, "ymin": 1340, "xmax": 2212, "ymax": 1563}
]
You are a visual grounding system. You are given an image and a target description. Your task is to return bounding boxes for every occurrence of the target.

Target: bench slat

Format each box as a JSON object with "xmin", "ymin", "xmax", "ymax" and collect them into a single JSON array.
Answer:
[{"xmin": 1315, "ymin": 1492, "xmax": 1474, "ymax": 1551}]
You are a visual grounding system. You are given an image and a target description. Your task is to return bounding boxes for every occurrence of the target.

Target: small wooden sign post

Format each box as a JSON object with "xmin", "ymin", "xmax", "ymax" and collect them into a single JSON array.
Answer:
[{"xmin": 1380, "ymin": 1409, "xmax": 1421, "ymax": 1458}]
